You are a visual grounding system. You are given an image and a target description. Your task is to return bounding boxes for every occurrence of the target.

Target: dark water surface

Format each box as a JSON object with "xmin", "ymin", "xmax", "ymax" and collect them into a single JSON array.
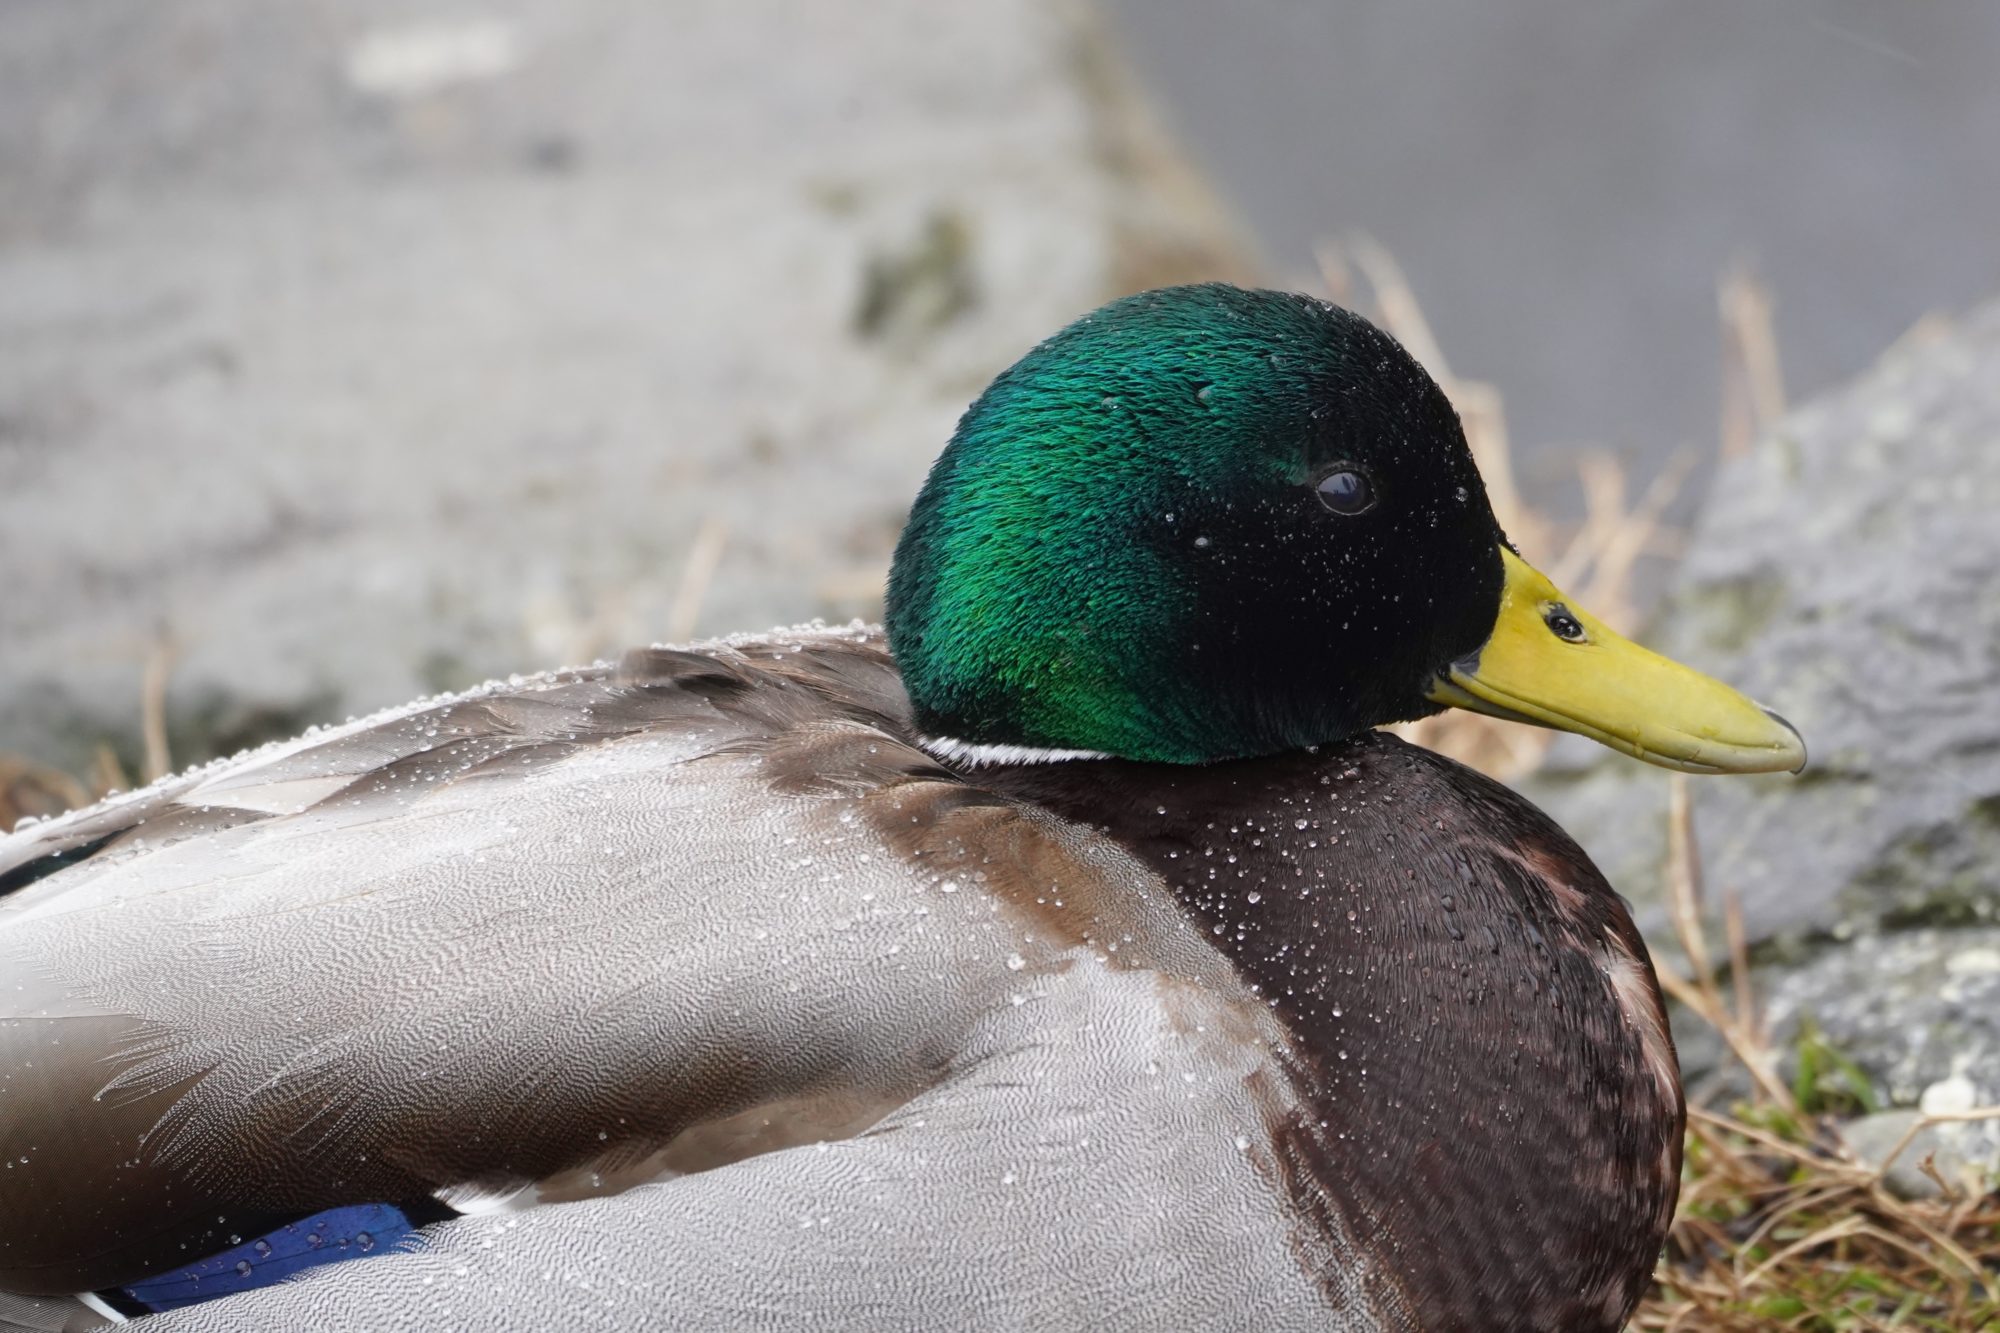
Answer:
[{"xmin": 1104, "ymin": 0, "xmax": 2000, "ymax": 503}]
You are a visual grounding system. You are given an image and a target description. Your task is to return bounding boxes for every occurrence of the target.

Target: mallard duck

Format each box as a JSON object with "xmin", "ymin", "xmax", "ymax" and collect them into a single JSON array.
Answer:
[{"xmin": 0, "ymin": 284, "xmax": 1803, "ymax": 1332}]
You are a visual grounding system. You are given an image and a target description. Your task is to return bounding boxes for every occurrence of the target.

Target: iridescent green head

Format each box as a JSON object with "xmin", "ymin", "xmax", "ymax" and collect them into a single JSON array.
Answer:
[
  {"xmin": 885, "ymin": 284, "xmax": 1503, "ymax": 764},
  {"xmin": 887, "ymin": 284, "xmax": 1810, "ymax": 773}
]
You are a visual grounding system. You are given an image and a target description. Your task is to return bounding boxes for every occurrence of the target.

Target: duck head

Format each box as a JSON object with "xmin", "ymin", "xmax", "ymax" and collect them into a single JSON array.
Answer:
[{"xmin": 887, "ymin": 283, "xmax": 1805, "ymax": 773}]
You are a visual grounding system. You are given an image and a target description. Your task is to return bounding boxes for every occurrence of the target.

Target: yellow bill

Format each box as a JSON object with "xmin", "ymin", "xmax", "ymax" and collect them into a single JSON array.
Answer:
[{"xmin": 1427, "ymin": 548, "xmax": 1806, "ymax": 775}]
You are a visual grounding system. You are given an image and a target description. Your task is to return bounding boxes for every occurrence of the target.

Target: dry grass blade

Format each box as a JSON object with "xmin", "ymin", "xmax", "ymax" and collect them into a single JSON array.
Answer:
[
  {"xmin": 89, "ymin": 745, "xmax": 130, "ymax": 800},
  {"xmin": 0, "ymin": 755, "xmax": 92, "ymax": 833},
  {"xmin": 1655, "ymin": 775, "xmax": 1799, "ymax": 1114},
  {"xmin": 1723, "ymin": 880, "xmax": 1760, "ymax": 1050},
  {"xmin": 666, "ymin": 516, "xmax": 730, "ymax": 644},
  {"xmin": 1666, "ymin": 774, "xmax": 1713, "ymax": 978},
  {"xmin": 1739, "ymin": 1214, "xmax": 1870, "ymax": 1289},
  {"xmin": 1719, "ymin": 263, "xmax": 1786, "ymax": 461},
  {"xmin": 141, "ymin": 627, "xmax": 177, "ymax": 784},
  {"xmin": 1686, "ymin": 1105, "xmax": 1829, "ymax": 1172}
]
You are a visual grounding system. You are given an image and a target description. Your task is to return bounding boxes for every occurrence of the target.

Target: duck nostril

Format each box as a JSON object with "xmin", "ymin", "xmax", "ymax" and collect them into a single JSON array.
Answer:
[{"xmin": 1543, "ymin": 605, "xmax": 1587, "ymax": 643}]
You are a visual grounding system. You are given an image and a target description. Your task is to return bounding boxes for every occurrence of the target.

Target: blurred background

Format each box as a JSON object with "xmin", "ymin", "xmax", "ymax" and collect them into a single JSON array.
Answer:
[{"xmin": 4, "ymin": 3, "xmax": 2000, "ymax": 1319}]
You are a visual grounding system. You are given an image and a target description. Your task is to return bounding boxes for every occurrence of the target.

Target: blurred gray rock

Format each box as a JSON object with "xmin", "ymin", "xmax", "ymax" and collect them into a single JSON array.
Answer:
[
  {"xmin": 0, "ymin": 0, "xmax": 1250, "ymax": 785},
  {"xmin": 1527, "ymin": 299, "xmax": 2000, "ymax": 1101}
]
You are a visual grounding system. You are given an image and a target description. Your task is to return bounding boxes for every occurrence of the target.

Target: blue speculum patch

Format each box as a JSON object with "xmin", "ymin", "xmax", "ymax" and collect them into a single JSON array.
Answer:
[{"xmin": 117, "ymin": 1202, "xmax": 418, "ymax": 1313}]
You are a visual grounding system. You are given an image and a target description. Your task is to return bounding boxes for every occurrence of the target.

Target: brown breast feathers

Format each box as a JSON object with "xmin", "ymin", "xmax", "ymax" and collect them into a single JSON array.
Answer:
[{"xmin": 980, "ymin": 733, "xmax": 1683, "ymax": 1333}]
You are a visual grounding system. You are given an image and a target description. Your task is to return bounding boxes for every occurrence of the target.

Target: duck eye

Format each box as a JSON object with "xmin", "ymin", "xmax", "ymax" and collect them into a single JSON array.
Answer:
[
  {"xmin": 1544, "ymin": 605, "xmax": 1588, "ymax": 643},
  {"xmin": 1315, "ymin": 467, "xmax": 1376, "ymax": 515}
]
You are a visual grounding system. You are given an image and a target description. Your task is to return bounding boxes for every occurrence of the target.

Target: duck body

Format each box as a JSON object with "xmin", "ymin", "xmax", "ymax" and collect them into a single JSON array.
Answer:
[
  {"xmin": 1, "ymin": 285, "xmax": 1801, "ymax": 1330},
  {"xmin": 1, "ymin": 628, "xmax": 1675, "ymax": 1331}
]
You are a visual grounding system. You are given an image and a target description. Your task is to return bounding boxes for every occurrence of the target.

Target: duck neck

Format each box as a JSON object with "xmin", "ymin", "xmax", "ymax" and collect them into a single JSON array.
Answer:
[{"xmin": 971, "ymin": 731, "xmax": 1682, "ymax": 1331}]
